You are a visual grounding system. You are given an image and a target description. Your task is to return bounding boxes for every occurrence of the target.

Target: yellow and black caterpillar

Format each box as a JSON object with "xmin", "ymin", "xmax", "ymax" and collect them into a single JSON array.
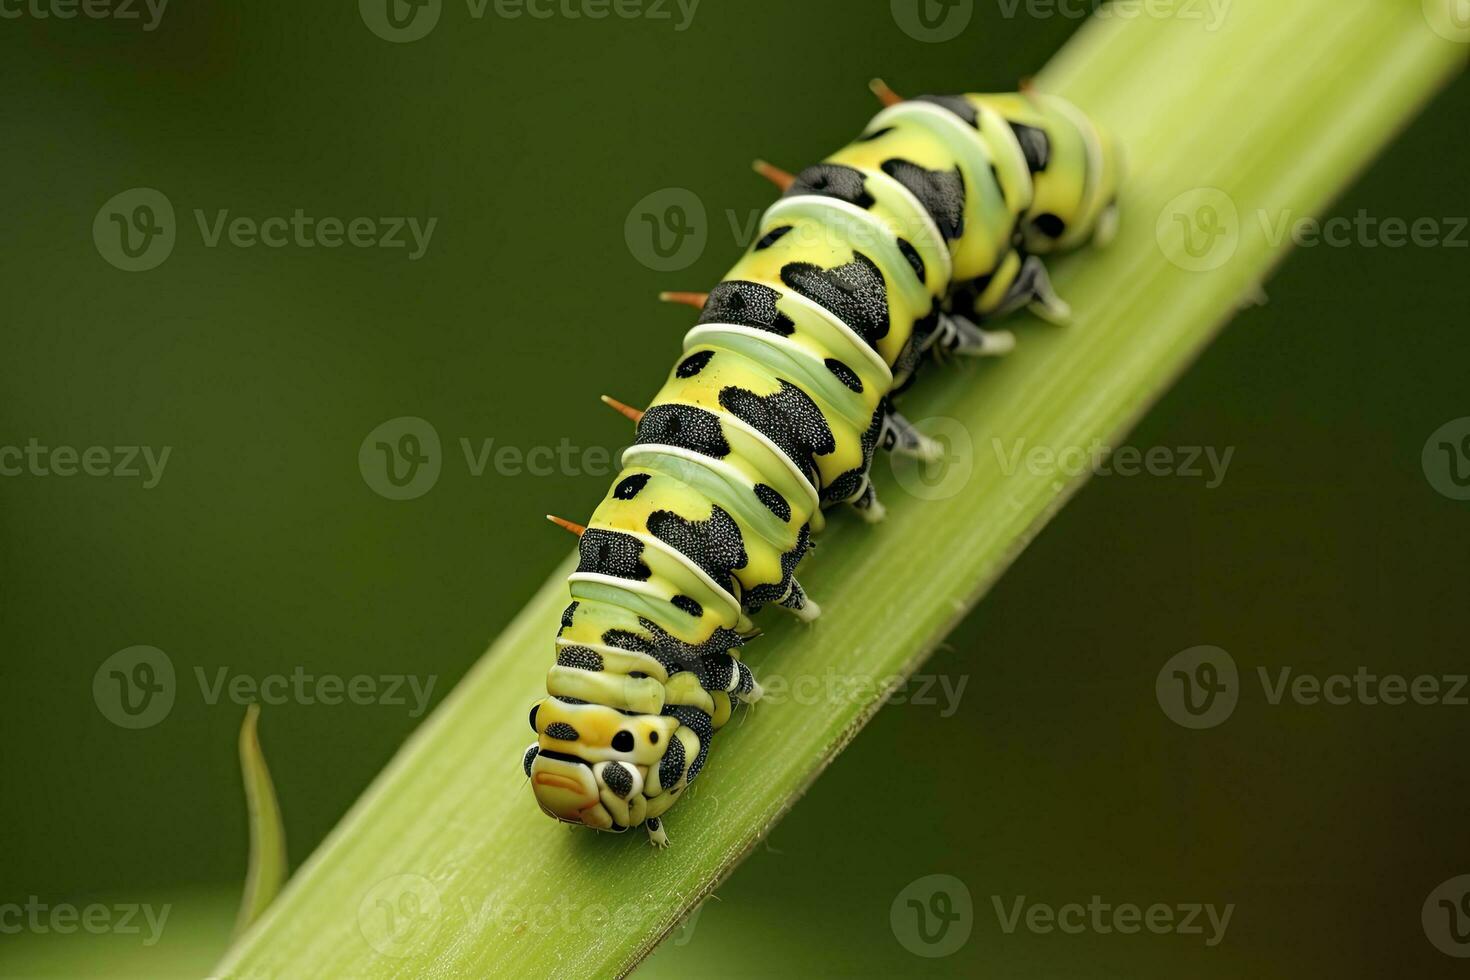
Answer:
[{"xmin": 525, "ymin": 81, "xmax": 1121, "ymax": 847}]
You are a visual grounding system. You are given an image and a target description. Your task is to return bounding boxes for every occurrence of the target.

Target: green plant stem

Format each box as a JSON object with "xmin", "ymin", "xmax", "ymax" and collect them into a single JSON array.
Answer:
[{"xmin": 215, "ymin": 3, "xmax": 1465, "ymax": 976}]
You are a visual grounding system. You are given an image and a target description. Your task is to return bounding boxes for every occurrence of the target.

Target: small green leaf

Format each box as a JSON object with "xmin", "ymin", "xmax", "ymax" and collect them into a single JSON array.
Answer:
[{"xmin": 233, "ymin": 704, "xmax": 289, "ymax": 939}]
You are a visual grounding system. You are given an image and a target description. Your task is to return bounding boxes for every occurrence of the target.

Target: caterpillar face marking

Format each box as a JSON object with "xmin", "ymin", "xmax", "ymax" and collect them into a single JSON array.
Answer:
[{"xmin": 528, "ymin": 84, "xmax": 1121, "ymax": 847}]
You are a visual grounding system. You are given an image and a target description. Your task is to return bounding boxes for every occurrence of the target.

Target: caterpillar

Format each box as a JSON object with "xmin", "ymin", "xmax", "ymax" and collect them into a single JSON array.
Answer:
[{"xmin": 524, "ymin": 80, "xmax": 1121, "ymax": 848}]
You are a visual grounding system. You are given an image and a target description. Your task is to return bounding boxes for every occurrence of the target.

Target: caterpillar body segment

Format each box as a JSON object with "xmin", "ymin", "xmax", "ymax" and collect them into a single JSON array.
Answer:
[{"xmin": 526, "ymin": 85, "xmax": 1121, "ymax": 846}]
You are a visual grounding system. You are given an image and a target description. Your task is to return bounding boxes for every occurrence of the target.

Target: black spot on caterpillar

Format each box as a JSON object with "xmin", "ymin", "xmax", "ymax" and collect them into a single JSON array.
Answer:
[
  {"xmin": 881, "ymin": 159, "xmax": 966, "ymax": 240},
  {"xmin": 635, "ymin": 404, "xmax": 731, "ymax": 458},
  {"xmin": 1009, "ymin": 121, "xmax": 1052, "ymax": 172},
  {"xmin": 602, "ymin": 761, "xmax": 633, "ymax": 798},
  {"xmin": 613, "ymin": 473, "xmax": 651, "ymax": 499},
  {"xmin": 545, "ymin": 722, "xmax": 579, "ymax": 741},
  {"xmin": 823, "ymin": 358, "xmax": 863, "ymax": 393},
  {"xmin": 557, "ymin": 646, "xmax": 605, "ymax": 671},
  {"xmin": 753, "ymin": 483, "xmax": 792, "ymax": 521},
  {"xmin": 1032, "ymin": 213, "xmax": 1067, "ymax": 239},
  {"xmin": 916, "ymin": 93, "xmax": 979, "ymax": 127},
  {"xmin": 718, "ymin": 380, "xmax": 838, "ymax": 485},
  {"xmin": 699, "ymin": 280, "xmax": 796, "ymax": 336},
  {"xmin": 675, "ymin": 350, "xmax": 715, "ymax": 379},
  {"xmin": 577, "ymin": 528, "xmax": 651, "ymax": 582},
  {"xmin": 754, "ymin": 225, "xmax": 793, "ymax": 251},
  {"xmin": 646, "ymin": 506, "xmax": 748, "ymax": 596},
  {"xmin": 897, "ymin": 237, "xmax": 926, "ymax": 282},
  {"xmin": 780, "ymin": 252, "xmax": 890, "ymax": 348},
  {"xmin": 784, "ymin": 163, "xmax": 875, "ymax": 209}
]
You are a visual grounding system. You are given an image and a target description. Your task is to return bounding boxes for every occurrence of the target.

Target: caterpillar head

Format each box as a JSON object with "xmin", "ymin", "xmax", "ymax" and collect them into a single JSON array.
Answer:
[{"xmin": 524, "ymin": 697, "xmax": 677, "ymax": 831}]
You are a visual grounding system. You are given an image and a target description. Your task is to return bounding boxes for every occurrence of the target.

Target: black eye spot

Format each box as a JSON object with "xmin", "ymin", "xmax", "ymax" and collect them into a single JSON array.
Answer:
[
  {"xmin": 1033, "ymin": 213, "xmax": 1066, "ymax": 239},
  {"xmin": 613, "ymin": 474, "xmax": 651, "ymax": 500},
  {"xmin": 671, "ymin": 594, "xmax": 703, "ymax": 618},
  {"xmin": 528, "ymin": 703, "xmax": 539, "ymax": 732},
  {"xmin": 612, "ymin": 730, "xmax": 635, "ymax": 752},
  {"xmin": 676, "ymin": 350, "xmax": 715, "ymax": 378},
  {"xmin": 649, "ymin": 731, "xmax": 659, "ymax": 745},
  {"xmin": 522, "ymin": 745, "xmax": 538, "ymax": 777}
]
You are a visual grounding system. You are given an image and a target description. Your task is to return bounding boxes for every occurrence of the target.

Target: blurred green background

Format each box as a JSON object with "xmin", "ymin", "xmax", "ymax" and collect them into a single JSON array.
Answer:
[{"xmin": 1, "ymin": 1, "xmax": 1466, "ymax": 976}]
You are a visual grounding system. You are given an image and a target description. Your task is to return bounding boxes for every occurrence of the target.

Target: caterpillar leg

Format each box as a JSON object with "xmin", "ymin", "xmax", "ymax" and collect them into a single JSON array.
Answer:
[
  {"xmin": 881, "ymin": 409, "xmax": 944, "ymax": 462},
  {"xmin": 694, "ymin": 653, "xmax": 763, "ymax": 705},
  {"xmin": 850, "ymin": 481, "xmax": 886, "ymax": 524},
  {"xmin": 778, "ymin": 578, "xmax": 821, "ymax": 623},
  {"xmin": 1002, "ymin": 255, "xmax": 1072, "ymax": 325},
  {"xmin": 1093, "ymin": 199, "xmax": 1121, "ymax": 248},
  {"xmin": 646, "ymin": 816, "xmax": 669, "ymax": 849},
  {"xmin": 935, "ymin": 314, "xmax": 1016, "ymax": 358}
]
